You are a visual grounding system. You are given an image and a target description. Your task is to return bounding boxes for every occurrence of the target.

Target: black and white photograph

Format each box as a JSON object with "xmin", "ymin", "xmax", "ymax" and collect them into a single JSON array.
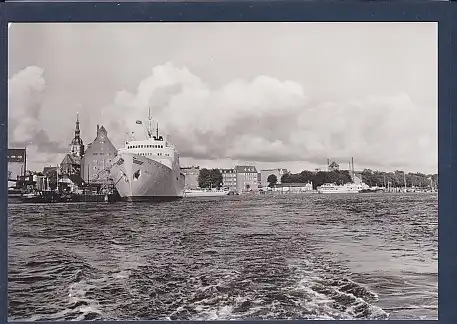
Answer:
[{"xmin": 7, "ymin": 22, "xmax": 437, "ymax": 320}]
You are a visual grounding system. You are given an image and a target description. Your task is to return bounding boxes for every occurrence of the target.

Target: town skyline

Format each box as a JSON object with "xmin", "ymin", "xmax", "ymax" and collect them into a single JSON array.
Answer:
[{"xmin": 8, "ymin": 22, "xmax": 437, "ymax": 174}]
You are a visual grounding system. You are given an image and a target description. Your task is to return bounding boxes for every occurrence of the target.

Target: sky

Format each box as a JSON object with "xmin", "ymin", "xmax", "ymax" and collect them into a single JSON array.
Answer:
[{"xmin": 8, "ymin": 22, "xmax": 437, "ymax": 174}]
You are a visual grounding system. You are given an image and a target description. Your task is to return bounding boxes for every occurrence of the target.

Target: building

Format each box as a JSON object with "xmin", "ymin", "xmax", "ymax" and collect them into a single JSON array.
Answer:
[
  {"xmin": 70, "ymin": 113, "xmax": 85, "ymax": 158},
  {"xmin": 15, "ymin": 173, "xmax": 52, "ymax": 194},
  {"xmin": 220, "ymin": 168, "xmax": 237, "ymax": 190},
  {"xmin": 32, "ymin": 174, "xmax": 51, "ymax": 192},
  {"xmin": 352, "ymin": 172, "xmax": 363, "ymax": 185},
  {"xmin": 7, "ymin": 148, "xmax": 26, "ymax": 181},
  {"xmin": 181, "ymin": 166, "xmax": 200, "ymax": 189},
  {"xmin": 60, "ymin": 114, "xmax": 85, "ymax": 176},
  {"xmin": 273, "ymin": 182, "xmax": 313, "ymax": 193},
  {"xmin": 59, "ymin": 174, "xmax": 85, "ymax": 194},
  {"xmin": 43, "ymin": 166, "xmax": 59, "ymax": 190},
  {"xmin": 60, "ymin": 154, "xmax": 82, "ymax": 176},
  {"xmin": 260, "ymin": 168, "xmax": 288, "ymax": 187},
  {"xmin": 328, "ymin": 161, "xmax": 339, "ymax": 172},
  {"xmin": 235, "ymin": 165, "xmax": 259, "ymax": 192},
  {"xmin": 81, "ymin": 125, "xmax": 118, "ymax": 183}
]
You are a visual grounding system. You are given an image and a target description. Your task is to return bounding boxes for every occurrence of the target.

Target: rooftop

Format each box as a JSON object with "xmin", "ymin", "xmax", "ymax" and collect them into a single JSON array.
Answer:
[{"xmin": 235, "ymin": 165, "xmax": 257, "ymax": 173}]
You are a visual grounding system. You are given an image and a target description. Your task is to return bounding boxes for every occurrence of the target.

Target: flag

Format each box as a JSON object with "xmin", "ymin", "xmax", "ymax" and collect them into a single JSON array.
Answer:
[{"xmin": 136, "ymin": 120, "xmax": 142, "ymax": 125}]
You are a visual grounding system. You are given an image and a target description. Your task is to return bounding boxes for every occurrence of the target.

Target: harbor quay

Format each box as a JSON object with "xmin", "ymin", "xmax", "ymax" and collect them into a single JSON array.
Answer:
[
  {"xmin": 7, "ymin": 115, "xmax": 120, "ymax": 204},
  {"xmin": 8, "ymin": 114, "xmax": 437, "ymax": 203},
  {"xmin": 180, "ymin": 160, "xmax": 437, "ymax": 196}
]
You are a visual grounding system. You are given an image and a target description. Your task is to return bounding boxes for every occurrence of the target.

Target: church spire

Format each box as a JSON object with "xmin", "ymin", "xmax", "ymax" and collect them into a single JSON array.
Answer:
[
  {"xmin": 75, "ymin": 112, "xmax": 80, "ymax": 136},
  {"xmin": 70, "ymin": 112, "xmax": 84, "ymax": 158}
]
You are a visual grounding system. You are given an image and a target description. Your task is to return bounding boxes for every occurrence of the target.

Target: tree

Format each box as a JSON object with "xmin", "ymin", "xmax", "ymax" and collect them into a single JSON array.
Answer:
[
  {"xmin": 43, "ymin": 168, "xmax": 58, "ymax": 190},
  {"xmin": 209, "ymin": 169, "xmax": 223, "ymax": 188},
  {"xmin": 281, "ymin": 172, "xmax": 291, "ymax": 184},
  {"xmin": 198, "ymin": 168, "xmax": 223, "ymax": 188},
  {"xmin": 198, "ymin": 168, "xmax": 211, "ymax": 188},
  {"xmin": 267, "ymin": 174, "xmax": 278, "ymax": 187},
  {"xmin": 298, "ymin": 170, "xmax": 314, "ymax": 183}
]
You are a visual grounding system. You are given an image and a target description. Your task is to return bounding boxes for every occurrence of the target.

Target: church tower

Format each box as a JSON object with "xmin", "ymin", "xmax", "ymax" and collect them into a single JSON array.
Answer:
[{"xmin": 69, "ymin": 113, "xmax": 85, "ymax": 158}]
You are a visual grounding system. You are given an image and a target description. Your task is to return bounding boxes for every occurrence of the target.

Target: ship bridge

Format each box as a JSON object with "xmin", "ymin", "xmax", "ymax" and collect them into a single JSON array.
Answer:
[{"xmin": 119, "ymin": 111, "xmax": 179, "ymax": 170}]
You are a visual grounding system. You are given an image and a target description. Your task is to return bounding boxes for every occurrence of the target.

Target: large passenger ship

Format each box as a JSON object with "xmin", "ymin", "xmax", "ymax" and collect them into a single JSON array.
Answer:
[{"xmin": 109, "ymin": 110, "xmax": 185, "ymax": 201}]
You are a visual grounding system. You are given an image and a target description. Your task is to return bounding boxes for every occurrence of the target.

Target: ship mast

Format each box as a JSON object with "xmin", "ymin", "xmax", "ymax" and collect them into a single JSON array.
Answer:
[
  {"xmin": 147, "ymin": 107, "xmax": 153, "ymax": 139},
  {"xmin": 351, "ymin": 157, "xmax": 355, "ymax": 183}
]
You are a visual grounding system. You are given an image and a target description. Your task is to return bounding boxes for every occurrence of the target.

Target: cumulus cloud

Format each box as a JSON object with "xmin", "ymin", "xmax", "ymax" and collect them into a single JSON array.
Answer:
[
  {"xmin": 7, "ymin": 63, "xmax": 436, "ymax": 173},
  {"xmin": 102, "ymin": 62, "xmax": 437, "ymax": 173},
  {"xmin": 8, "ymin": 66, "xmax": 69, "ymax": 160}
]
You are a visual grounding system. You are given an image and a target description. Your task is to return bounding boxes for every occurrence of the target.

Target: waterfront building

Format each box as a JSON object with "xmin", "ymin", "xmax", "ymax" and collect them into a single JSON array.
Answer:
[
  {"xmin": 352, "ymin": 172, "xmax": 363, "ymax": 185},
  {"xmin": 32, "ymin": 174, "xmax": 50, "ymax": 192},
  {"xmin": 220, "ymin": 168, "xmax": 237, "ymax": 190},
  {"xmin": 58, "ymin": 174, "xmax": 85, "ymax": 193},
  {"xmin": 60, "ymin": 114, "xmax": 85, "ymax": 176},
  {"xmin": 260, "ymin": 168, "xmax": 288, "ymax": 187},
  {"xmin": 7, "ymin": 148, "xmax": 26, "ymax": 181},
  {"xmin": 81, "ymin": 125, "xmax": 118, "ymax": 183},
  {"xmin": 181, "ymin": 166, "xmax": 200, "ymax": 189},
  {"xmin": 43, "ymin": 166, "xmax": 59, "ymax": 190},
  {"xmin": 235, "ymin": 165, "xmax": 259, "ymax": 192}
]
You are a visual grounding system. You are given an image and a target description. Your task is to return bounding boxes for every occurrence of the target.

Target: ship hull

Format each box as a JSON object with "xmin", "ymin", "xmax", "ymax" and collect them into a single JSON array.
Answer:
[
  {"xmin": 184, "ymin": 190, "xmax": 229, "ymax": 197},
  {"xmin": 317, "ymin": 189, "xmax": 360, "ymax": 194},
  {"xmin": 109, "ymin": 153, "xmax": 185, "ymax": 201},
  {"xmin": 317, "ymin": 185, "xmax": 363, "ymax": 194}
]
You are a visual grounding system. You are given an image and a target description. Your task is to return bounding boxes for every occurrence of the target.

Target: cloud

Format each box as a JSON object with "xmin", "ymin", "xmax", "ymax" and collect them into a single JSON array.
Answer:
[
  {"xmin": 7, "ymin": 63, "xmax": 436, "ymax": 173},
  {"xmin": 23, "ymin": 145, "xmax": 66, "ymax": 172},
  {"xmin": 102, "ymin": 62, "xmax": 437, "ymax": 173},
  {"xmin": 8, "ymin": 66, "xmax": 69, "ymax": 157}
]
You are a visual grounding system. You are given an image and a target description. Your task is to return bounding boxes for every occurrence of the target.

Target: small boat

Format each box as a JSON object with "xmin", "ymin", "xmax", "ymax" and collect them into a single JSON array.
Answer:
[
  {"xmin": 360, "ymin": 186, "xmax": 385, "ymax": 193},
  {"xmin": 21, "ymin": 190, "xmax": 62, "ymax": 203},
  {"xmin": 21, "ymin": 191, "xmax": 45, "ymax": 203},
  {"xmin": 184, "ymin": 188, "xmax": 230, "ymax": 197}
]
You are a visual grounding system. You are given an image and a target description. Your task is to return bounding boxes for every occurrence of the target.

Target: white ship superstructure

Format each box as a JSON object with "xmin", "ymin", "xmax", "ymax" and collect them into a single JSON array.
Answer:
[
  {"xmin": 317, "ymin": 182, "xmax": 369, "ymax": 194},
  {"xmin": 184, "ymin": 188, "xmax": 230, "ymax": 197},
  {"xmin": 109, "ymin": 110, "xmax": 185, "ymax": 201}
]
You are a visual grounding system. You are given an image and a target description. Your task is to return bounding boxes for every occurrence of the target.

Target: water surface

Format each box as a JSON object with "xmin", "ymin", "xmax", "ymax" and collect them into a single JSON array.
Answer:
[{"xmin": 8, "ymin": 193, "xmax": 438, "ymax": 320}]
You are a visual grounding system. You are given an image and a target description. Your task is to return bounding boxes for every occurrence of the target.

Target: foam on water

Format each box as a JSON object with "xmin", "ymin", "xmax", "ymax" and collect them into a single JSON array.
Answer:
[{"xmin": 8, "ymin": 194, "xmax": 437, "ymax": 320}]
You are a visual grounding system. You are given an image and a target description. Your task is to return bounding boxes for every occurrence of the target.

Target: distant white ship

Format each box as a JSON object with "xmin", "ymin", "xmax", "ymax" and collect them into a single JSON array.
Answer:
[
  {"xmin": 317, "ymin": 182, "xmax": 369, "ymax": 194},
  {"xmin": 109, "ymin": 110, "xmax": 185, "ymax": 202},
  {"xmin": 184, "ymin": 188, "xmax": 230, "ymax": 197},
  {"xmin": 317, "ymin": 157, "xmax": 370, "ymax": 194}
]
